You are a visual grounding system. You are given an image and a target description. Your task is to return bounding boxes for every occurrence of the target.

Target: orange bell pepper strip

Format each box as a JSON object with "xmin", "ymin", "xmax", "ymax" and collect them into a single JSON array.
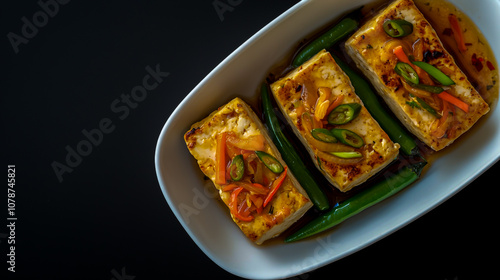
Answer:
[
  {"xmin": 263, "ymin": 167, "xmax": 288, "ymax": 207},
  {"xmin": 215, "ymin": 132, "xmax": 227, "ymax": 185}
]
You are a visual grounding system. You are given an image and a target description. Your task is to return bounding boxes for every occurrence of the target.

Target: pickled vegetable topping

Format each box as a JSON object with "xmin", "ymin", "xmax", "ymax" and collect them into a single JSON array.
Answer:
[{"xmin": 215, "ymin": 132, "xmax": 288, "ymax": 222}]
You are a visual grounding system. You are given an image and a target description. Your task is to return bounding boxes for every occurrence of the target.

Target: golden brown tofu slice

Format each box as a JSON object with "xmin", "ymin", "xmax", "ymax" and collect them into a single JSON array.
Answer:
[
  {"xmin": 345, "ymin": 0, "xmax": 489, "ymax": 151},
  {"xmin": 271, "ymin": 50, "xmax": 400, "ymax": 193},
  {"xmin": 184, "ymin": 98, "xmax": 312, "ymax": 244}
]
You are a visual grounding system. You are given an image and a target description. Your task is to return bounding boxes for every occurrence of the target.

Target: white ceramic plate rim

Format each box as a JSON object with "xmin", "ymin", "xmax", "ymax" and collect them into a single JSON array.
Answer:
[{"xmin": 155, "ymin": 0, "xmax": 500, "ymax": 278}]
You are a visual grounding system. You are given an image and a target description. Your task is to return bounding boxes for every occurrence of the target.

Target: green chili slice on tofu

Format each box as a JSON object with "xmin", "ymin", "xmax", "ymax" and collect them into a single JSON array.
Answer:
[
  {"xmin": 330, "ymin": 129, "xmax": 364, "ymax": 148},
  {"xmin": 229, "ymin": 154, "xmax": 245, "ymax": 181},
  {"xmin": 383, "ymin": 19, "xmax": 413, "ymax": 38},
  {"xmin": 327, "ymin": 103, "xmax": 362, "ymax": 125},
  {"xmin": 311, "ymin": 128, "xmax": 338, "ymax": 143},
  {"xmin": 255, "ymin": 151, "xmax": 284, "ymax": 174},
  {"xmin": 394, "ymin": 62, "xmax": 419, "ymax": 84},
  {"xmin": 330, "ymin": 151, "xmax": 362, "ymax": 159},
  {"xmin": 412, "ymin": 61, "xmax": 455, "ymax": 86}
]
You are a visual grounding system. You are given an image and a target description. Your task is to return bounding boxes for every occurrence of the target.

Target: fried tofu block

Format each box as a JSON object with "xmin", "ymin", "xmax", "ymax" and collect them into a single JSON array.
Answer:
[
  {"xmin": 345, "ymin": 0, "xmax": 489, "ymax": 151},
  {"xmin": 184, "ymin": 98, "xmax": 312, "ymax": 244},
  {"xmin": 270, "ymin": 50, "xmax": 400, "ymax": 193}
]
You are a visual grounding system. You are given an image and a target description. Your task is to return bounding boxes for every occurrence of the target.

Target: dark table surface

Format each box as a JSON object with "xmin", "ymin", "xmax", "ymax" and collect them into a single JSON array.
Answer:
[{"xmin": 3, "ymin": 0, "xmax": 498, "ymax": 279}]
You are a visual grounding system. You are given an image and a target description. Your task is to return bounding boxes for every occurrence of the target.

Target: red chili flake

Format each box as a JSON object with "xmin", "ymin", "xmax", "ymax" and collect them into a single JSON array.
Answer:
[
  {"xmin": 471, "ymin": 53, "xmax": 483, "ymax": 72},
  {"xmin": 486, "ymin": 61, "xmax": 495, "ymax": 70},
  {"xmin": 465, "ymin": 43, "xmax": 473, "ymax": 46},
  {"xmin": 442, "ymin": 28, "xmax": 453, "ymax": 36}
]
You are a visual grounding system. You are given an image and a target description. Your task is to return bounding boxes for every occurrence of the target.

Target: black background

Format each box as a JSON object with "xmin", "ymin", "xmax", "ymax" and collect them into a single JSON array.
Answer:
[{"xmin": 2, "ymin": 0, "xmax": 499, "ymax": 279}]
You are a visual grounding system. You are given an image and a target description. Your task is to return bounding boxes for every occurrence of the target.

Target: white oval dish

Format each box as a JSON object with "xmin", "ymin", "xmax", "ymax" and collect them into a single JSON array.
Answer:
[{"xmin": 155, "ymin": 0, "xmax": 500, "ymax": 278}]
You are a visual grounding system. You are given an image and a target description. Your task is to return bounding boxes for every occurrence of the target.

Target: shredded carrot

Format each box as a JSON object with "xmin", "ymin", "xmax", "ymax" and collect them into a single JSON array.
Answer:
[
  {"xmin": 215, "ymin": 132, "xmax": 227, "ymax": 185},
  {"xmin": 393, "ymin": 45, "xmax": 412, "ymax": 64},
  {"xmin": 432, "ymin": 100, "xmax": 452, "ymax": 139},
  {"xmin": 449, "ymin": 14, "xmax": 467, "ymax": 52},
  {"xmin": 437, "ymin": 91, "xmax": 469, "ymax": 113},
  {"xmin": 325, "ymin": 95, "xmax": 344, "ymax": 116}
]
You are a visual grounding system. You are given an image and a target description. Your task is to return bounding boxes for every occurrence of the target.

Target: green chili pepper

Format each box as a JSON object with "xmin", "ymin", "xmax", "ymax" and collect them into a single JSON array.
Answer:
[
  {"xmin": 410, "ymin": 94, "xmax": 441, "ymax": 118},
  {"xmin": 333, "ymin": 55, "xmax": 418, "ymax": 156},
  {"xmin": 292, "ymin": 18, "xmax": 358, "ymax": 67},
  {"xmin": 383, "ymin": 19, "xmax": 413, "ymax": 38},
  {"xmin": 330, "ymin": 151, "xmax": 362, "ymax": 159},
  {"xmin": 255, "ymin": 151, "xmax": 284, "ymax": 174},
  {"xmin": 261, "ymin": 83, "xmax": 330, "ymax": 211},
  {"xmin": 285, "ymin": 160, "xmax": 427, "ymax": 242},
  {"xmin": 229, "ymin": 155, "xmax": 245, "ymax": 181},
  {"xmin": 394, "ymin": 62, "xmax": 419, "ymax": 84},
  {"xmin": 311, "ymin": 128, "xmax": 338, "ymax": 143},
  {"xmin": 330, "ymin": 129, "xmax": 364, "ymax": 148},
  {"xmin": 408, "ymin": 82, "xmax": 444, "ymax": 94},
  {"xmin": 412, "ymin": 61, "xmax": 455, "ymax": 86},
  {"xmin": 327, "ymin": 103, "xmax": 361, "ymax": 125}
]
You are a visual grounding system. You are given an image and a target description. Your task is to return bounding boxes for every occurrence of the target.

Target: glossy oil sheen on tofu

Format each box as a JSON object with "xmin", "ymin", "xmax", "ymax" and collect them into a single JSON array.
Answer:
[
  {"xmin": 271, "ymin": 50, "xmax": 400, "ymax": 193},
  {"xmin": 184, "ymin": 98, "xmax": 312, "ymax": 244},
  {"xmin": 345, "ymin": 0, "xmax": 489, "ymax": 151}
]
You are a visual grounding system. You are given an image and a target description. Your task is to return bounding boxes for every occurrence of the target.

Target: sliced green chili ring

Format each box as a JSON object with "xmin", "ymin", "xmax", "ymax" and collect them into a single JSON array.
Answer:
[
  {"xmin": 394, "ymin": 62, "xmax": 419, "ymax": 84},
  {"xmin": 330, "ymin": 151, "xmax": 363, "ymax": 159},
  {"xmin": 411, "ymin": 61, "xmax": 455, "ymax": 86},
  {"xmin": 255, "ymin": 151, "xmax": 284, "ymax": 174},
  {"xmin": 330, "ymin": 129, "xmax": 364, "ymax": 148},
  {"xmin": 383, "ymin": 19, "xmax": 413, "ymax": 38},
  {"xmin": 229, "ymin": 154, "xmax": 245, "ymax": 181},
  {"xmin": 410, "ymin": 94, "xmax": 441, "ymax": 118},
  {"xmin": 407, "ymin": 82, "xmax": 444, "ymax": 94},
  {"xmin": 311, "ymin": 128, "xmax": 338, "ymax": 143},
  {"xmin": 327, "ymin": 103, "xmax": 362, "ymax": 125}
]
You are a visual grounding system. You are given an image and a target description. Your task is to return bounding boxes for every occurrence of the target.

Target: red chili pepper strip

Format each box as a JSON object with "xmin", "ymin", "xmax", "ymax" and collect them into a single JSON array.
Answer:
[
  {"xmin": 263, "ymin": 167, "xmax": 288, "ymax": 207},
  {"xmin": 487, "ymin": 61, "xmax": 495, "ymax": 70},
  {"xmin": 230, "ymin": 187, "xmax": 253, "ymax": 222}
]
